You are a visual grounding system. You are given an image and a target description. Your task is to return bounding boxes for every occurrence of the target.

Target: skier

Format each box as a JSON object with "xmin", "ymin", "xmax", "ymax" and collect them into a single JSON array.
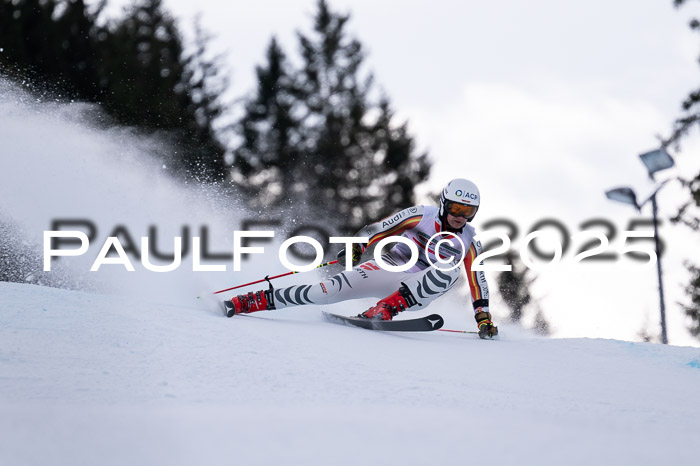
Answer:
[{"xmin": 225, "ymin": 178, "xmax": 498, "ymax": 339}]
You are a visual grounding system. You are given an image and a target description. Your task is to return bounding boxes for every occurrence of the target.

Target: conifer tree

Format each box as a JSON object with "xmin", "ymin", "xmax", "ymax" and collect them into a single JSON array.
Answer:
[
  {"xmin": 497, "ymin": 249, "xmax": 549, "ymax": 334},
  {"xmin": 682, "ymin": 264, "xmax": 700, "ymax": 337},
  {"xmin": 498, "ymin": 250, "xmax": 534, "ymax": 324},
  {"xmin": 295, "ymin": 0, "xmax": 430, "ymax": 231},
  {"xmin": 102, "ymin": 0, "xmax": 227, "ymax": 180},
  {"xmin": 232, "ymin": 37, "xmax": 302, "ymax": 207},
  {"xmin": 667, "ymin": 0, "xmax": 700, "ymax": 339},
  {"xmin": 0, "ymin": 0, "xmax": 104, "ymax": 99},
  {"xmin": 233, "ymin": 0, "xmax": 430, "ymax": 232},
  {"xmin": 0, "ymin": 0, "xmax": 228, "ymax": 181}
]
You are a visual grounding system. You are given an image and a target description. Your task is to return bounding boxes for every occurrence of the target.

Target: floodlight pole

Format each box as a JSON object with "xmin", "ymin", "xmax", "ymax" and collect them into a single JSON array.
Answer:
[
  {"xmin": 607, "ymin": 147, "xmax": 673, "ymax": 344},
  {"xmin": 650, "ymin": 192, "xmax": 668, "ymax": 344}
]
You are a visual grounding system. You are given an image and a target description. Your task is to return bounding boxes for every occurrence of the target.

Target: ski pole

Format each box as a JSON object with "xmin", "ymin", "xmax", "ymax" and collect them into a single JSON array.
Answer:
[
  {"xmin": 212, "ymin": 260, "xmax": 339, "ymax": 295},
  {"xmin": 438, "ymin": 329, "xmax": 479, "ymax": 334}
]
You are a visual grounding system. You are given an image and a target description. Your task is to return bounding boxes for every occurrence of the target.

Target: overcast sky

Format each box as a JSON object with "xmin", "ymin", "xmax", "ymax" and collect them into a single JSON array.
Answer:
[{"xmin": 105, "ymin": 0, "xmax": 700, "ymax": 345}]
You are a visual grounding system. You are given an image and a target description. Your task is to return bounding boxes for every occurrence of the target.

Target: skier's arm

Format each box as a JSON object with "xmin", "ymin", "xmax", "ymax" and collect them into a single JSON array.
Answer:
[
  {"xmin": 337, "ymin": 206, "xmax": 424, "ymax": 267},
  {"xmin": 463, "ymin": 238, "xmax": 490, "ymax": 312},
  {"xmin": 463, "ymin": 238, "xmax": 497, "ymax": 339},
  {"xmin": 358, "ymin": 206, "xmax": 424, "ymax": 249}
]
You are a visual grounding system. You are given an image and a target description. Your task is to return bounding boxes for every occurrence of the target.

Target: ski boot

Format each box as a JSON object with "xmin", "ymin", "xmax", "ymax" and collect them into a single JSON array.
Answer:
[
  {"xmin": 358, "ymin": 284, "xmax": 418, "ymax": 321},
  {"xmin": 224, "ymin": 289, "xmax": 275, "ymax": 318}
]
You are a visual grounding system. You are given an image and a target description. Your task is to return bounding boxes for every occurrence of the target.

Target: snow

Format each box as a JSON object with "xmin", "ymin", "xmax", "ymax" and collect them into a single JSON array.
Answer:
[
  {"xmin": 1, "ymin": 281, "xmax": 699, "ymax": 466},
  {"xmin": 1, "ymin": 75, "xmax": 699, "ymax": 466}
]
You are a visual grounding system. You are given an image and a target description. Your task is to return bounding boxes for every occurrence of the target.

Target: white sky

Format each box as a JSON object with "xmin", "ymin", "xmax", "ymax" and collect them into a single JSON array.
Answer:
[{"xmin": 105, "ymin": 0, "xmax": 700, "ymax": 345}]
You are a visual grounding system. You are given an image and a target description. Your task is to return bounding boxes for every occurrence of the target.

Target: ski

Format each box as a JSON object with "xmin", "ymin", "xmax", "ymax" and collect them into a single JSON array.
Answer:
[
  {"xmin": 224, "ymin": 300, "xmax": 445, "ymax": 332},
  {"xmin": 322, "ymin": 311, "xmax": 444, "ymax": 332}
]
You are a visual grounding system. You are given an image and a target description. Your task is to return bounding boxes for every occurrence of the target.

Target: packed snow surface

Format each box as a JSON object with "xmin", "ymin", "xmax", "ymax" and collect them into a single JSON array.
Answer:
[{"xmin": 1, "ymin": 282, "xmax": 699, "ymax": 466}]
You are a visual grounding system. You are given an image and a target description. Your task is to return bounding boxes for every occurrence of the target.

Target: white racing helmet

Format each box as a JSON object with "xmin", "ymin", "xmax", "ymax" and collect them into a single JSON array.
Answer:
[{"xmin": 439, "ymin": 178, "xmax": 480, "ymax": 223}]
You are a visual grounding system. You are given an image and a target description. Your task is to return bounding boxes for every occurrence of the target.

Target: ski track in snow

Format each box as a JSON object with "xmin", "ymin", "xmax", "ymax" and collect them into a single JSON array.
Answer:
[{"xmin": 1, "ymin": 282, "xmax": 699, "ymax": 466}]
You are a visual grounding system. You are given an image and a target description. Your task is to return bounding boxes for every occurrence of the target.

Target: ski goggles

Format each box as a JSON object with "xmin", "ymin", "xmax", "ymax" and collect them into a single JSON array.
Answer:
[{"xmin": 445, "ymin": 201, "xmax": 478, "ymax": 219}]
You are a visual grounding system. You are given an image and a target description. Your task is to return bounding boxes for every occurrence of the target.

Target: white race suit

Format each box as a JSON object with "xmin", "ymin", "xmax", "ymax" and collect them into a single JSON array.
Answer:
[{"xmin": 269, "ymin": 205, "xmax": 490, "ymax": 315}]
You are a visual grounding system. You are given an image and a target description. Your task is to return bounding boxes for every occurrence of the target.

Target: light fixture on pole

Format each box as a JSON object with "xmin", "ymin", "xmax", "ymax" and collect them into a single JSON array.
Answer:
[
  {"xmin": 639, "ymin": 149, "xmax": 675, "ymax": 179},
  {"xmin": 605, "ymin": 187, "xmax": 639, "ymax": 211},
  {"xmin": 605, "ymin": 148, "xmax": 674, "ymax": 344}
]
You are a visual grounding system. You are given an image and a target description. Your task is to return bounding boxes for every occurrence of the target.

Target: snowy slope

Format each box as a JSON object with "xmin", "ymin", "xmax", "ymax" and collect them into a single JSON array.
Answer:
[{"xmin": 1, "ymin": 282, "xmax": 699, "ymax": 466}]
